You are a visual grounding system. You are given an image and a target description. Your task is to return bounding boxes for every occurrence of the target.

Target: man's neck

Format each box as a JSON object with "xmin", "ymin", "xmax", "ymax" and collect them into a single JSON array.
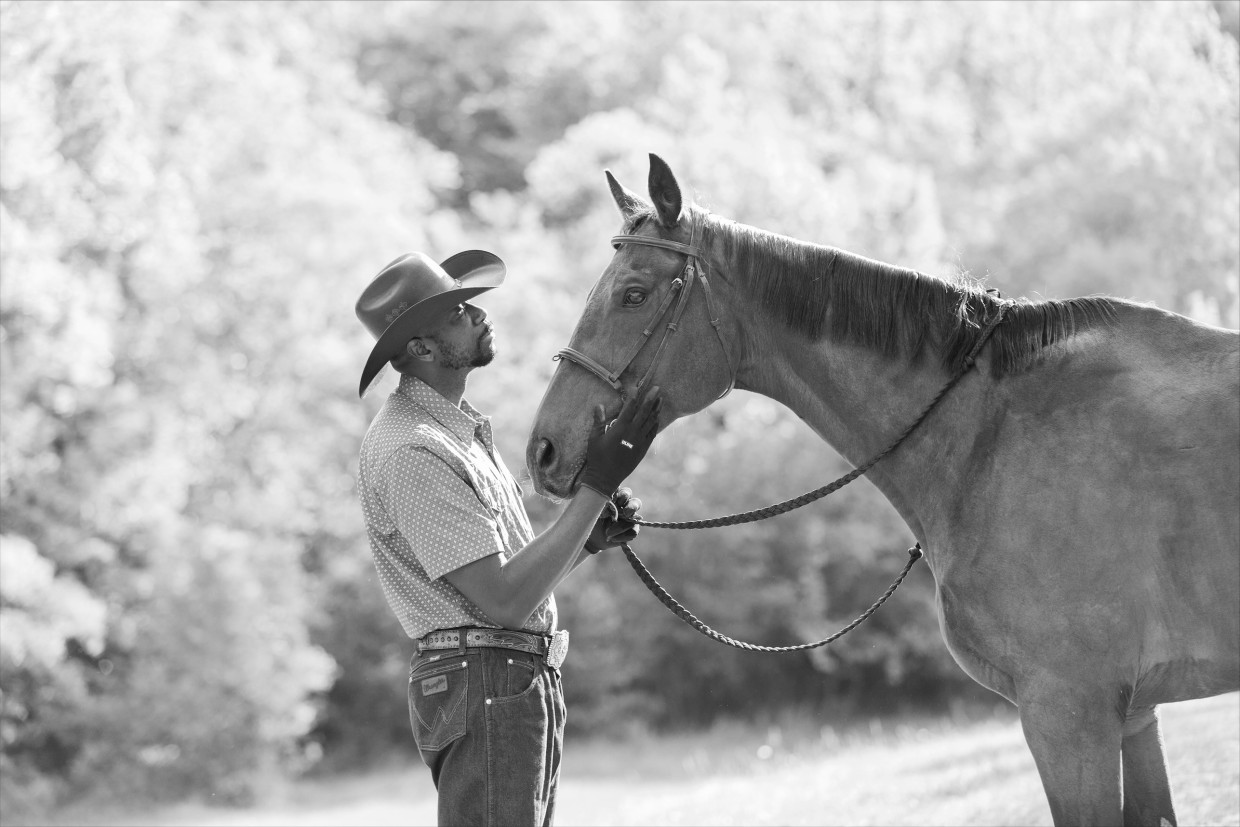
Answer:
[{"xmin": 408, "ymin": 367, "xmax": 471, "ymax": 408}]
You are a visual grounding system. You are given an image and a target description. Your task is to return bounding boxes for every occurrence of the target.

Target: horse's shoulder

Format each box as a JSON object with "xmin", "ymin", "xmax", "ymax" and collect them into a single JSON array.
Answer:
[{"xmin": 992, "ymin": 300, "xmax": 1236, "ymax": 426}]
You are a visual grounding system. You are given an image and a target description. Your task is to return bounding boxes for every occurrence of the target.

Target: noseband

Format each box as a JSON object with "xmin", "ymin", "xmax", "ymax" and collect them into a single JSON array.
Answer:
[{"xmin": 553, "ymin": 214, "xmax": 735, "ymax": 401}]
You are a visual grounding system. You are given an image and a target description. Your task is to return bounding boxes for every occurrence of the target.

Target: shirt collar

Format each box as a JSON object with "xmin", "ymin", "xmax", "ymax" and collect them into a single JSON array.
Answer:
[{"xmin": 396, "ymin": 374, "xmax": 492, "ymax": 448}]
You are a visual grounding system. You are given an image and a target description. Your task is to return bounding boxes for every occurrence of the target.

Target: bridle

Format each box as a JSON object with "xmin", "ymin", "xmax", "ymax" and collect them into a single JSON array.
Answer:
[{"xmin": 553, "ymin": 212, "xmax": 735, "ymax": 401}]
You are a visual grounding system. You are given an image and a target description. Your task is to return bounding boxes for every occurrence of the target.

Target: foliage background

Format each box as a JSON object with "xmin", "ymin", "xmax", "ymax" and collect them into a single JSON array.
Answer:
[{"xmin": 1, "ymin": 0, "xmax": 1237, "ymax": 817}]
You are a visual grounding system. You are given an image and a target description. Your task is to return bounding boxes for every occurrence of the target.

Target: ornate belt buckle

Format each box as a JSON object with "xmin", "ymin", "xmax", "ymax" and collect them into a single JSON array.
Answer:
[{"xmin": 545, "ymin": 630, "xmax": 569, "ymax": 669}]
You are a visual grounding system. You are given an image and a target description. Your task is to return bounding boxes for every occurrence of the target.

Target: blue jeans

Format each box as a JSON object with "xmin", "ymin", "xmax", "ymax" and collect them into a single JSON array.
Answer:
[{"xmin": 408, "ymin": 644, "xmax": 566, "ymax": 826}]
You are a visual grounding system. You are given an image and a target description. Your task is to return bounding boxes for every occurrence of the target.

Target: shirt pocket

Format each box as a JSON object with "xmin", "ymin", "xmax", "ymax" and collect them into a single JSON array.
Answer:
[
  {"xmin": 468, "ymin": 474, "xmax": 513, "ymax": 550},
  {"xmin": 460, "ymin": 461, "xmax": 500, "ymax": 511},
  {"xmin": 474, "ymin": 479, "xmax": 505, "ymax": 516},
  {"xmin": 490, "ymin": 452, "xmax": 525, "ymax": 499}
]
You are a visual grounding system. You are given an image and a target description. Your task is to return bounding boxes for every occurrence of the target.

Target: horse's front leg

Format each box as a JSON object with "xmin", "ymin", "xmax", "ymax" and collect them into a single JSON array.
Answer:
[
  {"xmin": 1121, "ymin": 705, "xmax": 1176, "ymax": 826},
  {"xmin": 1018, "ymin": 678, "xmax": 1124, "ymax": 826}
]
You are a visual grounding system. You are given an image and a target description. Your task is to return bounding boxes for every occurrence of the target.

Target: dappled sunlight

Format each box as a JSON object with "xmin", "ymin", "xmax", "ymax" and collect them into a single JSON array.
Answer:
[{"xmin": 2, "ymin": 0, "xmax": 1236, "ymax": 821}]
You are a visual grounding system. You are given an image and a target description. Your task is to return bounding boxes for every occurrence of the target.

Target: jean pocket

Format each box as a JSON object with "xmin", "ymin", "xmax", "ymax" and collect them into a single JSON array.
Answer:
[
  {"xmin": 408, "ymin": 658, "xmax": 469, "ymax": 753},
  {"xmin": 494, "ymin": 652, "xmax": 538, "ymax": 700}
]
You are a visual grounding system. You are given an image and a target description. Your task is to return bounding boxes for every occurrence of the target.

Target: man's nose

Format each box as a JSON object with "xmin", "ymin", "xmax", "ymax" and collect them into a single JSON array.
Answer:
[{"xmin": 467, "ymin": 304, "xmax": 488, "ymax": 324}]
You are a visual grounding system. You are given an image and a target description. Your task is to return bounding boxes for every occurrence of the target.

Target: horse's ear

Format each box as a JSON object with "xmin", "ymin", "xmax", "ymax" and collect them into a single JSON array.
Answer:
[
  {"xmin": 647, "ymin": 153, "xmax": 683, "ymax": 228},
  {"xmin": 605, "ymin": 170, "xmax": 648, "ymax": 219}
]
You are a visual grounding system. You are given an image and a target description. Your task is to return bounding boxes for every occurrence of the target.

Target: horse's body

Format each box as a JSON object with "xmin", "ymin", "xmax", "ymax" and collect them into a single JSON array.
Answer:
[{"xmin": 526, "ymin": 155, "xmax": 1240, "ymax": 826}]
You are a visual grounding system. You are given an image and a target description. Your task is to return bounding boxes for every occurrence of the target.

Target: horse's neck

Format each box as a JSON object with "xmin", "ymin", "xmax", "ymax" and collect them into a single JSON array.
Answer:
[
  {"xmin": 710, "ymin": 221, "xmax": 997, "ymax": 536},
  {"xmin": 736, "ymin": 328, "xmax": 986, "ymax": 539}
]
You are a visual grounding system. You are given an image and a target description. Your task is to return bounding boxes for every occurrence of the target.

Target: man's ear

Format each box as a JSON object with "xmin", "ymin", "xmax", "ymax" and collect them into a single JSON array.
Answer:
[{"xmin": 406, "ymin": 337, "xmax": 434, "ymax": 362}]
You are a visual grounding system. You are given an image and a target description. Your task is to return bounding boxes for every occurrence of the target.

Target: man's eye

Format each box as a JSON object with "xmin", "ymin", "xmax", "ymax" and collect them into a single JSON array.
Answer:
[
  {"xmin": 622, "ymin": 288, "xmax": 646, "ymax": 307},
  {"xmin": 453, "ymin": 305, "xmax": 466, "ymax": 319}
]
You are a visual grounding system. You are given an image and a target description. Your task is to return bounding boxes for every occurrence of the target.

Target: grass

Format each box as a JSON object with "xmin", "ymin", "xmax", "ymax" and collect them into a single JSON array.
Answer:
[{"xmin": 33, "ymin": 693, "xmax": 1239, "ymax": 827}]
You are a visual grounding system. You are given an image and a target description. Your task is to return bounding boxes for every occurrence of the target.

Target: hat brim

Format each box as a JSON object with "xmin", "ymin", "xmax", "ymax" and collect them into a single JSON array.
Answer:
[{"xmin": 358, "ymin": 251, "xmax": 505, "ymax": 398}]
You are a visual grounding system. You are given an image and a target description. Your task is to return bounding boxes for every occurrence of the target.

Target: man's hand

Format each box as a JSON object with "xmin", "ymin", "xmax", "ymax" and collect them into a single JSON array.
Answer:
[
  {"xmin": 584, "ymin": 488, "xmax": 642, "ymax": 553},
  {"xmin": 579, "ymin": 385, "xmax": 661, "ymax": 497}
]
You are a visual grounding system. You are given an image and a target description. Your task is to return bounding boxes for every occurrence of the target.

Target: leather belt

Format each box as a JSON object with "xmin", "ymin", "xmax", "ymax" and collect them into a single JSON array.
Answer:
[{"xmin": 418, "ymin": 627, "xmax": 570, "ymax": 669}]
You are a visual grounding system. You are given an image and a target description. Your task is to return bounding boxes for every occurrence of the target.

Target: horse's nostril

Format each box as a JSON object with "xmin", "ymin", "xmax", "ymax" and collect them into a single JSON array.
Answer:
[{"xmin": 534, "ymin": 437, "xmax": 556, "ymax": 472}]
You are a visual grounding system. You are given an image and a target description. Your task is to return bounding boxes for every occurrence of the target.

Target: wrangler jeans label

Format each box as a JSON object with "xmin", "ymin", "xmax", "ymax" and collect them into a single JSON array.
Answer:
[{"xmin": 422, "ymin": 675, "xmax": 448, "ymax": 696}]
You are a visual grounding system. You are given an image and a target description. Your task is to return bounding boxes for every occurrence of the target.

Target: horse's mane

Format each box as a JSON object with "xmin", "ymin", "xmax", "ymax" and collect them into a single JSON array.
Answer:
[{"xmin": 646, "ymin": 208, "xmax": 1121, "ymax": 377}]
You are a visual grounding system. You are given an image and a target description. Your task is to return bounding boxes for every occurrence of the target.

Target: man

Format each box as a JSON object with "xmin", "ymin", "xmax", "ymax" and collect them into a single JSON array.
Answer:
[{"xmin": 354, "ymin": 250, "xmax": 660, "ymax": 826}]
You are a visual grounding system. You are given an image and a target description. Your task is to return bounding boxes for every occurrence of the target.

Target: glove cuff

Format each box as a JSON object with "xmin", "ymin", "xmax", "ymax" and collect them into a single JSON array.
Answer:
[{"xmin": 577, "ymin": 476, "xmax": 615, "ymax": 499}]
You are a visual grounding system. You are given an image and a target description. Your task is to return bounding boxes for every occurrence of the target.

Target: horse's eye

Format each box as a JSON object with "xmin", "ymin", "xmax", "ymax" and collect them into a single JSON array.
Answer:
[{"xmin": 623, "ymin": 288, "xmax": 646, "ymax": 307}]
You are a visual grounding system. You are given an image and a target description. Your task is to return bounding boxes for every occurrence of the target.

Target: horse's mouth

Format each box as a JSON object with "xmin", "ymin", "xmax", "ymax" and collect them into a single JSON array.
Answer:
[
  {"xmin": 525, "ymin": 463, "xmax": 581, "ymax": 501},
  {"xmin": 550, "ymin": 462, "xmax": 584, "ymax": 501}
]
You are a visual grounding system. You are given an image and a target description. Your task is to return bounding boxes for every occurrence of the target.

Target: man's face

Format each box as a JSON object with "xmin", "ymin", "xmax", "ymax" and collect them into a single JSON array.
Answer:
[{"xmin": 429, "ymin": 302, "xmax": 495, "ymax": 370}]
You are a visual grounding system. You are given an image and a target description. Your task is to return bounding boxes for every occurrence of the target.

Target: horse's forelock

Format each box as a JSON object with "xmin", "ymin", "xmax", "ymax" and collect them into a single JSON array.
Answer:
[{"xmin": 621, "ymin": 209, "xmax": 657, "ymax": 235}]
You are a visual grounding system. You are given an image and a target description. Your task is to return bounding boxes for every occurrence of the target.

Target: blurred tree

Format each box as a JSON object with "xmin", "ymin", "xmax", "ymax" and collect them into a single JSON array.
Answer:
[
  {"xmin": 1211, "ymin": 0, "xmax": 1240, "ymax": 41},
  {"xmin": 1, "ymin": 0, "xmax": 1236, "ymax": 816},
  {"xmin": 350, "ymin": 0, "xmax": 670, "ymax": 206},
  {"xmin": 0, "ymin": 0, "xmax": 457, "ymax": 812}
]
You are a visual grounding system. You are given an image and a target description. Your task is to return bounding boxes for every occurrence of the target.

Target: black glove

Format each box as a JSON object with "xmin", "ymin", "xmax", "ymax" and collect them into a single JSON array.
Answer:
[
  {"xmin": 579, "ymin": 385, "xmax": 661, "ymax": 497},
  {"xmin": 585, "ymin": 488, "xmax": 643, "ymax": 553}
]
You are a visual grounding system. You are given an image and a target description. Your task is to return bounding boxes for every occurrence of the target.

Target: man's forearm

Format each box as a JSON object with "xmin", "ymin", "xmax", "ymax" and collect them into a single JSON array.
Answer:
[{"xmin": 444, "ymin": 489, "xmax": 607, "ymax": 628}]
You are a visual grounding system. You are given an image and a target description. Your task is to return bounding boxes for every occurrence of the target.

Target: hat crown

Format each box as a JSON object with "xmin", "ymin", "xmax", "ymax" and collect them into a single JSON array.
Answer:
[{"xmin": 356, "ymin": 253, "xmax": 461, "ymax": 342}]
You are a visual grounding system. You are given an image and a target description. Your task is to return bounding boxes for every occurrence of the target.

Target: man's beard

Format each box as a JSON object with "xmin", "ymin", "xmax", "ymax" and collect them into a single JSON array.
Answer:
[{"xmin": 435, "ymin": 335, "xmax": 495, "ymax": 370}]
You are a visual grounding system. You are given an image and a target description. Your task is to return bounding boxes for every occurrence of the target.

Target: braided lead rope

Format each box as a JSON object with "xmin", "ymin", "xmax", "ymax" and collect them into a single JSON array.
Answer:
[
  {"xmin": 632, "ymin": 303, "xmax": 1010, "ymax": 530},
  {"xmin": 619, "ymin": 542, "xmax": 924, "ymax": 653},
  {"xmin": 615, "ymin": 301, "xmax": 1009, "ymax": 652},
  {"xmin": 632, "ymin": 374, "xmax": 960, "ymax": 530}
]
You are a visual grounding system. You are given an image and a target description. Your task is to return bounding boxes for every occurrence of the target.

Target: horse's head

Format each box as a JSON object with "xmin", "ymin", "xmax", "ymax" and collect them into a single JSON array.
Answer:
[{"xmin": 526, "ymin": 154, "xmax": 738, "ymax": 497}]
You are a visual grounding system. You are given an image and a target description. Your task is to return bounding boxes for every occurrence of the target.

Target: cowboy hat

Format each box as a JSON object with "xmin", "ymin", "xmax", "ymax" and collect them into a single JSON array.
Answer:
[{"xmin": 355, "ymin": 250, "xmax": 506, "ymax": 397}]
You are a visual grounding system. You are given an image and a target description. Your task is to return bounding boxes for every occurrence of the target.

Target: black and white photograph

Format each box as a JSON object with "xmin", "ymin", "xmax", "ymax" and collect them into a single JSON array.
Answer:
[{"xmin": 1, "ymin": 2, "xmax": 1237, "ymax": 825}]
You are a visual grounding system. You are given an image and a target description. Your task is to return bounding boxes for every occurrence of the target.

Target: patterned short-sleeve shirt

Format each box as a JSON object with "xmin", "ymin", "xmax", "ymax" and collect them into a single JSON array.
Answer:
[{"xmin": 357, "ymin": 374, "xmax": 555, "ymax": 640}]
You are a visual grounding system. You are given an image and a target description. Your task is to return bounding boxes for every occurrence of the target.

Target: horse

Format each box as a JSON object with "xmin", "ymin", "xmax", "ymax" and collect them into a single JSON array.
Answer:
[{"xmin": 525, "ymin": 154, "xmax": 1239, "ymax": 826}]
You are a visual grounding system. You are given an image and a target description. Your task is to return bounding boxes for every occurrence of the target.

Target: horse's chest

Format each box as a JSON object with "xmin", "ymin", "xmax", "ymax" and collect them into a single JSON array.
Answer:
[{"xmin": 934, "ymin": 578, "xmax": 1020, "ymax": 703}]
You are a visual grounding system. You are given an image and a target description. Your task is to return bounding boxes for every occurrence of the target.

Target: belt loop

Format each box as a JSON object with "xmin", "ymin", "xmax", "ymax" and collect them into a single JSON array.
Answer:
[{"xmin": 456, "ymin": 628, "xmax": 466, "ymax": 654}]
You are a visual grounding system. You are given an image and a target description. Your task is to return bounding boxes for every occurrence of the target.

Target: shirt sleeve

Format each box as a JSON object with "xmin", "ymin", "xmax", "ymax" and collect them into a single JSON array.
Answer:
[{"xmin": 378, "ymin": 444, "xmax": 505, "ymax": 581}]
